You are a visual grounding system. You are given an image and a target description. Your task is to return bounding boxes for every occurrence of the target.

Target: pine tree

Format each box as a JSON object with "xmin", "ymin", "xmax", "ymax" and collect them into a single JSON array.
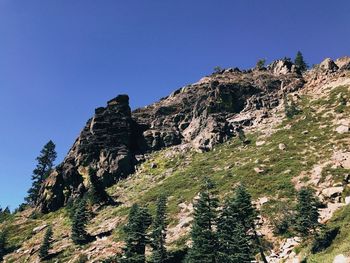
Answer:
[
  {"xmin": 255, "ymin": 59, "xmax": 266, "ymax": 70},
  {"xmin": 0, "ymin": 207, "xmax": 11, "ymax": 223},
  {"xmin": 150, "ymin": 195, "xmax": 168, "ymax": 263},
  {"xmin": 294, "ymin": 51, "xmax": 308, "ymax": 72},
  {"xmin": 187, "ymin": 178, "xmax": 219, "ymax": 263},
  {"xmin": 233, "ymin": 184, "xmax": 267, "ymax": 263},
  {"xmin": 26, "ymin": 140, "xmax": 57, "ymax": 206},
  {"xmin": 0, "ymin": 230, "xmax": 6, "ymax": 262},
  {"xmin": 217, "ymin": 197, "xmax": 253, "ymax": 263},
  {"xmin": 88, "ymin": 168, "xmax": 110, "ymax": 205},
  {"xmin": 296, "ymin": 187, "xmax": 320, "ymax": 235},
  {"xmin": 122, "ymin": 204, "xmax": 152, "ymax": 263},
  {"xmin": 39, "ymin": 226, "xmax": 53, "ymax": 260},
  {"xmin": 71, "ymin": 199, "xmax": 89, "ymax": 245}
]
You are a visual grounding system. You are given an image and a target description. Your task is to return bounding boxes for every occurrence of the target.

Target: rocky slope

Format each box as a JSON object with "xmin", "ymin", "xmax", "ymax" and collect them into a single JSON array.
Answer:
[
  {"xmin": 2, "ymin": 56, "xmax": 350, "ymax": 263},
  {"xmin": 38, "ymin": 59, "xmax": 305, "ymax": 213}
]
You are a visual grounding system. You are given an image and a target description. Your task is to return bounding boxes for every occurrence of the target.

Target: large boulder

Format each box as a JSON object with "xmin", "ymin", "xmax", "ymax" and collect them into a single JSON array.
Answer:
[
  {"xmin": 319, "ymin": 58, "xmax": 339, "ymax": 72},
  {"xmin": 268, "ymin": 59, "xmax": 297, "ymax": 75}
]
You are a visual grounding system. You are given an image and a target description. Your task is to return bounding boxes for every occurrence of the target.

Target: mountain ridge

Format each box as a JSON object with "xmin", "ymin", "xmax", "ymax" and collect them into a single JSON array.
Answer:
[
  {"xmin": 2, "ymin": 56, "xmax": 350, "ymax": 263},
  {"xmin": 39, "ymin": 58, "xmax": 308, "ymax": 213}
]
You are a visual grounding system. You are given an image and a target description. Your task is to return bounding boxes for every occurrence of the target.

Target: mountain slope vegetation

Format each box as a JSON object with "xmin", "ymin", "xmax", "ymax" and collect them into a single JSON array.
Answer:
[{"xmin": 1, "ymin": 57, "xmax": 350, "ymax": 262}]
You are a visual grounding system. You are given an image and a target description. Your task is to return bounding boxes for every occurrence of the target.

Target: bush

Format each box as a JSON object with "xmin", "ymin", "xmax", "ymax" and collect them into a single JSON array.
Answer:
[
  {"xmin": 101, "ymin": 255, "xmax": 120, "ymax": 263},
  {"xmin": 213, "ymin": 66, "xmax": 223, "ymax": 74},
  {"xmin": 273, "ymin": 216, "xmax": 291, "ymax": 236},
  {"xmin": 74, "ymin": 254, "xmax": 88, "ymax": 263},
  {"xmin": 311, "ymin": 227, "xmax": 340, "ymax": 253},
  {"xmin": 256, "ymin": 59, "xmax": 266, "ymax": 70},
  {"xmin": 284, "ymin": 95, "xmax": 300, "ymax": 119},
  {"xmin": 166, "ymin": 247, "xmax": 188, "ymax": 263}
]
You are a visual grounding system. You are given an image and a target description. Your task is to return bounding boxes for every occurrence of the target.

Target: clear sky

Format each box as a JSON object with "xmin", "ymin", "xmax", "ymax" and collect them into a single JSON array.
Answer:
[{"xmin": 0, "ymin": 0, "xmax": 349, "ymax": 210}]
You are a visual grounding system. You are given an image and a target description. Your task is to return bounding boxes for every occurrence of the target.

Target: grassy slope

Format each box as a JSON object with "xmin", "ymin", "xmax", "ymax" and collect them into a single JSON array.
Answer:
[{"xmin": 1, "ymin": 85, "xmax": 350, "ymax": 262}]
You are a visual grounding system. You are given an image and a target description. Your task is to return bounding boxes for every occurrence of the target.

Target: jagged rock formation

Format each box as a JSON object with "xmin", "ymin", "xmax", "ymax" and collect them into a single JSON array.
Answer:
[
  {"xmin": 4, "ymin": 56, "xmax": 350, "ymax": 263},
  {"xmin": 39, "ymin": 58, "xmax": 347, "ymax": 213}
]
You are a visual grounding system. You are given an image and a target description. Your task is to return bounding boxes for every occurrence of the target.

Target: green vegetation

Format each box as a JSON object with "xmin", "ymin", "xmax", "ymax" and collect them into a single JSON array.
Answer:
[
  {"xmin": 122, "ymin": 204, "xmax": 152, "ymax": 263},
  {"xmin": 71, "ymin": 199, "xmax": 89, "ymax": 245},
  {"xmin": 306, "ymin": 205, "xmax": 350, "ymax": 262},
  {"xmin": 39, "ymin": 226, "xmax": 53, "ymax": 260},
  {"xmin": 150, "ymin": 195, "xmax": 168, "ymax": 263},
  {"xmin": 187, "ymin": 178, "xmax": 219, "ymax": 263},
  {"xmin": 255, "ymin": 59, "xmax": 266, "ymax": 69},
  {"xmin": 311, "ymin": 227, "xmax": 340, "ymax": 254},
  {"xmin": 26, "ymin": 140, "xmax": 57, "ymax": 206},
  {"xmin": 0, "ymin": 229, "xmax": 7, "ymax": 261},
  {"xmin": 2, "ymin": 85, "xmax": 350, "ymax": 262},
  {"xmin": 296, "ymin": 188, "xmax": 320, "ymax": 236},
  {"xmin": 284, "ymin": 94, "xmax": 300, "ymax": 119},
  {"xmin": 217, "ymin": 189, "xmax": 254, "ymax": 263},
  {"xmin": 213, "ymin": 66, "xmax": 223, "ymax": 74},
  {"xmin": 0, "ymin": 207, "xmax": 11, "ymax": 224},
  {"xmin": 294, "ymin": 51, "xmax": 308, "ymax": 72}
]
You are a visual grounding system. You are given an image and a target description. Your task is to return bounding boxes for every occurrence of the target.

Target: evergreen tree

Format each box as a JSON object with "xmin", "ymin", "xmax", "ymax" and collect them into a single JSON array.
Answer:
[
  {"xmin": 187, "ymin": 178, "xmax": 219, "ymax": 263},
  {"xmin": 88, "ymin": 168, "xmax": 110, "ymax": 205},
  {"xmin": 0, "ymin": 230, "xmax": 6, "ymax": 262},
  {"xmin": 71, "ymin": 199, "xmax": 89, "ymax": 245},
  {"xmin": 39, "ymin": 226, "xmax": 53, "ymax": 260},
  {"xmin": 150, "ymin": 195, "xmax": 168, "ymax": 263},
  {"xmin": 122, "ymin": 204, "xmax": 152, "ymax": 263},
  {"xmin": 213, "ymin": 66, "xmax": 223, "ymax": 74},
  {"xmin": 233, "ymin": 184, "xmax": 268, "ymax": 263},
  {"xmin": 294, "ymin": 51, "xmax": 308, "ymax": 72},
  {"xmin": 296, "ymin": 187, "xmax": 320, "ymax": 235},
  {"xmin": 26, "ymin": 140, "xmax": 57, "ymax": 206},
  {"xmin": 255, "ymin": 59, "xmax": 266, "ymax": 70},
  {"xmin": 0, "ymin": 207, "xmax": 11, "ymax": 223},
  {"xmin": 217, "ymin": 197, "xmax": 253, "ymax": 263}
]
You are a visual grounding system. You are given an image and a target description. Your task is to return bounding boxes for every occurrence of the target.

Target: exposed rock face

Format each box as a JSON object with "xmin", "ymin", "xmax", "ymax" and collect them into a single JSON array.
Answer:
[
  {"xmin": 319, "ymin": 58, "xmax": 339, "ymax": 72},
  {"xmin": 267, "ymin": 59, "xmax": 297, "ymax": 75},
  {"xmin": 38, "ymin": 57, "xmax": 350, "ymax": 212},
  {"xmin": 335, "ymin": 56, "xmax": 350, "ymax": 70},
  {"xmin": 39, "ymin": 95, "xmax": 140, "ymax": 212}
]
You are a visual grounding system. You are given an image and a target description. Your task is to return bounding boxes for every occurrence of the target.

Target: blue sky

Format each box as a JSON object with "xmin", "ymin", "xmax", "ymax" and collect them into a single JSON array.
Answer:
[{"xmin": 0, "ymin": 0, "xmax": 349, "ymax": 210}]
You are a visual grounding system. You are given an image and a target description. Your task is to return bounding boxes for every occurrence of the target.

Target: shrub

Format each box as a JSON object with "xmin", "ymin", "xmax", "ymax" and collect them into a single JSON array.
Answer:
[
  {"xmin": 256, "ymin": 59, "xmax": 266, "ymax": 70},
  {"xmin": 311, "ymin": 227, "xmax": 340, "ymax": 253},
  {"xmin": 284, "ymin": 95, "xmax": 300, "ymax": 119},
  {"xmin": 213, "ymin": 66, "xmax": 223, "ymax": 74}
]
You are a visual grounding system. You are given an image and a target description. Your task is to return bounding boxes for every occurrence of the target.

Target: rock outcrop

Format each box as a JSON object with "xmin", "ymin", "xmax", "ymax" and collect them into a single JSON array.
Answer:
[
  {"xmin": 39, "ymin": 95, "xmax": 141, "ymax": 212},
  {"xmin": 38, "ymin": 57, "xmax": 350, "ymax": 212}
]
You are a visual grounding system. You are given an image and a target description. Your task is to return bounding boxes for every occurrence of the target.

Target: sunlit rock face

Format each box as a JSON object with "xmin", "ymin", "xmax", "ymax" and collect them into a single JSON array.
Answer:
[{"xmin": 39, "ymin": 60, "xmax": 307, "ymax": 212}]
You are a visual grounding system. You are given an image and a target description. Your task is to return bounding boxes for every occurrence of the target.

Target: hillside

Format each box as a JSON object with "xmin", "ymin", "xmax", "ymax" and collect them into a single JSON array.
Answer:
[{"xmin": 1, "ymin": 57, "xmax": 350, "ymax": 263}]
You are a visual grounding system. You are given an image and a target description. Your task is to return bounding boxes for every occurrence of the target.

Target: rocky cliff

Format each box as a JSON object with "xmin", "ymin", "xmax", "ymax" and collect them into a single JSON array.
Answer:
[
  {"xmin": 38, "ymin": 58, "xmax": 348, "ymax": 213},
  {"xmin": 3, "ymin": 56, "xmax": 350, "ymax": 263}
]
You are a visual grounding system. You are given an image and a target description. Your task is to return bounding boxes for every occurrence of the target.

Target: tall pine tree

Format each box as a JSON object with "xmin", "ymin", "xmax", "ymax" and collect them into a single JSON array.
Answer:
[
  {"xmin": 150, "ymin": 195, "xmax": 168, "ymax": 263},
  {"xmin": 26, "ymin": 140, "xmax": 57, "ymax": 206},
  {"xmin": 71, "ymin": 199, "xmax": 89, "ymax": 245},
  {"xmin": 187, "ymin": 178, "xmax": 219, "ymax": 263},
  {"xmin": 39, "ymin": 226, "xmax": 53, "ymax": 260},
  {"xmin": 233, "ymin": 184, "xmax": 267, "ymax": 263},
  {"xmin": 217, "ymin": 197, "xmax": 253, "ymax": 263},
  {"xmin": 0, "ymin": 230, "xmax": 6, "ymax": 262},
  {"xmin": 296, "ymin": 187, "xmax": 320, "ymax": 235},
  {"xmin": 294, "ymin": 51, "xmax": 308, "ymax": 72},
  {"xmin": 122, "ymin": 204, "xmax": 152, "ymax": 263}
]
